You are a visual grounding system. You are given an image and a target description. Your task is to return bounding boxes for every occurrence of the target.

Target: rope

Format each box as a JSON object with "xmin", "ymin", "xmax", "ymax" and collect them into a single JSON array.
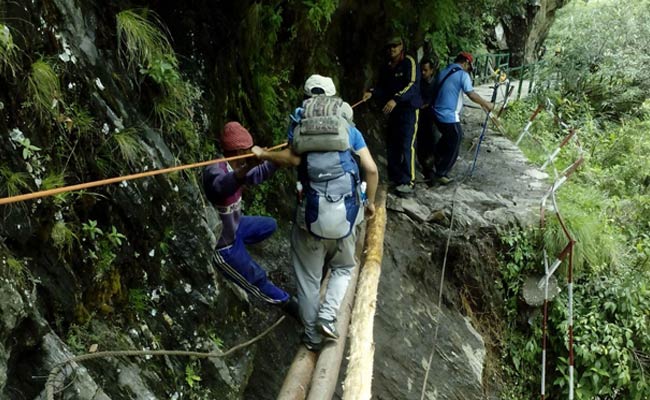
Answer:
[
  {"xmin": 419, "ymin": 183, "xmax": 459, "ymax": 400},
  {"xmin": 0, "ymin": 142, "xmax": 288, "ymax": 206},
  {"xmin": 46, "ymin": 315, "xmax": 286, "ymax": 399}
]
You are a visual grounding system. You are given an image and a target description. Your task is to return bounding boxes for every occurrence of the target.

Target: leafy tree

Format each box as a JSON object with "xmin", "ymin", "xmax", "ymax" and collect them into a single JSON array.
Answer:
[{"xmin": 543, "ymin": 0, "xmax": 650, "ymax": 119}]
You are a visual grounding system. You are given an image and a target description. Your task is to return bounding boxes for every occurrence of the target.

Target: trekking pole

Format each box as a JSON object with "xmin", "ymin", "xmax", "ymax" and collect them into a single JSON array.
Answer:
[{"xmin": 469, "ymin": 80, "xmax": 500, "ymax": 176}]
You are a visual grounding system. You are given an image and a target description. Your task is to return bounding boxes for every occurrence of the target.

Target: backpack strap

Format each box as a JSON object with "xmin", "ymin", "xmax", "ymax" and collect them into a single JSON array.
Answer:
[{"xmin": 433, "ymin": 66, "xmax": 462, "ymax": 104}]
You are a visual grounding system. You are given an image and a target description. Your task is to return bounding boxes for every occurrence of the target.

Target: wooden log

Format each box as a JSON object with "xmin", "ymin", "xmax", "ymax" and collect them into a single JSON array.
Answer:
[{"xmin": 342, "ymin": 190, "xmax": 387, "ymax": 400}]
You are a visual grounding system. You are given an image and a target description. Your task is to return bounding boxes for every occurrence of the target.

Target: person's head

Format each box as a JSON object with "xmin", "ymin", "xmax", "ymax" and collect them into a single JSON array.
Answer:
[
  {"xmin": 304, "ymin": 74, "xmax": 336, "ymax": 97},
  {"xmin": 220, "ymin": 121, "xmax": 253, "ymax": 162},
  {"xmin": 454, "ymin": 51, "xmax": 474, "ymax": 72},
  {"xmin": 421, "ymin": 59, "xmax": 435, "ymax": 81},
  {"xmin": 385, "ymin": 36, "xmax": 404, "ymax": 60}
]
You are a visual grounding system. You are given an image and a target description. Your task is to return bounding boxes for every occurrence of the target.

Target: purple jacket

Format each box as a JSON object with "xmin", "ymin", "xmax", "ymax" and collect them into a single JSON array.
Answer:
[{"xmin": 203, "ymin": 161, "xmax": 277, "ymax": 247}]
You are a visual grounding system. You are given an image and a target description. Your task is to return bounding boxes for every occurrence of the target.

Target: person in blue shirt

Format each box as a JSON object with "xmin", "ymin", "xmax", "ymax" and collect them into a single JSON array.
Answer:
[
  {"xmin": 253, "ymin": 75, "xmax": 378, "ymax": 352},
  {"xmin": 432, "ymin": 52, "xmax": 493, "ymax": 185},
  {"xmin": 363, "ymin": 36, "xmax": 421, "ymax": 195}
]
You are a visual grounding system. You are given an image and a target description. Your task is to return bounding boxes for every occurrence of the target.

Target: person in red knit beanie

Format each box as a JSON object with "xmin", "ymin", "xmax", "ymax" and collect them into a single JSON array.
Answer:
[{"xmin": 203, "ymin": 121, "xmax": 299, "ymax": 320}]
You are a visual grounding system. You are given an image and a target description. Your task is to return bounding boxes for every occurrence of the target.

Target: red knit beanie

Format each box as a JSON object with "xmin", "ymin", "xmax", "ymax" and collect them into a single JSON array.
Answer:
[{"xmin": 221, "ymin": 121, "xmax": 253, "ymax": 151}]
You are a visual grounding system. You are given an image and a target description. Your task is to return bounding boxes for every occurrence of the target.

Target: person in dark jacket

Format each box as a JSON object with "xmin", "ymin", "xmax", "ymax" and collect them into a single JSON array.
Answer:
[
  {"xmin": 417, "ymin": 58, "xmax": 437, "ymax": 175},
  {"xmin": 363, "ymin": 36, "xmax": 421, "ymax": 195},
  {"xmin": 202, "ymin": 121, "xmax": 298, "ymax": 317}
]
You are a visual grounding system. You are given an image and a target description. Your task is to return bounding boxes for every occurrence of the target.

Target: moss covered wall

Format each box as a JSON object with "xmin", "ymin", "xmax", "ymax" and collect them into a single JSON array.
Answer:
[{"xmin": 0, "ymin": 0, "xmax": 564, "ymax": 397}]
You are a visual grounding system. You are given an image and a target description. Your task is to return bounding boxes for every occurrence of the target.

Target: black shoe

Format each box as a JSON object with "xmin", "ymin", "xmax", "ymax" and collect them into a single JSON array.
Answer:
[
  {"xmin": 280, "ymin": 296, "xmax": 301, "ymax": 323},
  {"xmin": 302, "ymin": 333, "xmax": 323, "ymax": 352},
  {"xmin": 317, "ymin": 318, "xmax": 339, "ymax": 340}
]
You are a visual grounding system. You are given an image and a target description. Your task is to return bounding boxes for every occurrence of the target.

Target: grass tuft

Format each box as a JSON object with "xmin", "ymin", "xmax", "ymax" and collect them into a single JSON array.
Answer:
[
  {"xmin": 27, "ymin": 59, "xmax": 61, "ymax": 120},
  {"xmin": 113, "ymin": 127, "xmax": 144, "ymax": 166},
  {"xmin": 116, "ymin": 9, "xmax": 176, "ymax": 72}
]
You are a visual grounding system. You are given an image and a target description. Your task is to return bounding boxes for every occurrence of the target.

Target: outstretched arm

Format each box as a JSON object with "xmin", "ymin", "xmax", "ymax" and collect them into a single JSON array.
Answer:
[
  {"xmin": 252, "ymin": 146, "xmax": 301, "ymax": 167},
  {"xmin": 467, "ymin": 91, "xmax": 494, "ymax": 113}
]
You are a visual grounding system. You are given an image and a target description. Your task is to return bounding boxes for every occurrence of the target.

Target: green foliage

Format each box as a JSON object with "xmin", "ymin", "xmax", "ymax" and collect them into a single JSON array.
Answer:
[
  {"xmin": 549, "ymin": 266, "xmax": 650, "ymax": 399},
  {"xmin": 543, "ymin": 185, "xmax": 624, "ymax": 275},
  {"xmin": 51, "ymin": 220, "xmax": 77, "ymax": 254},
  {"xmin": 0, "ymin": 23, "xmax": 20, "ymax": 77},
  {"xmin": 0, "ymin": 166, "xmax": 30, "ymax": 197},
  {"xmin": 497, "ymin": 227, "xmax": 545, "ymax": 398},
  {"xmin": 65, "ymin": 320, "xmax": 102, "ymax": 354},
  {"xmin": 542, "ymin": 0, "xmax": 650, "ymax": 119},
  {"xmin": 140, "ymin": 54, "xmax": 180, "ymax": 85},
  {"xmin": 116, "ymin": 9, "xmax": 176, "ymax": 72},
  {"xmin": 303, "ymin": 0, "xmax": 339, "ymax": 33},
  {"xmin": 127, "ymin": 288, "xmax": 149, "ymax": 314},
  {"xmin": 116, "ymin": 8, "xmax": 202, "ymax": 136},
  {"xmin": 81, "ymin": 220, "xmax": 127, "ymax": 281},
  {"xmin": 498, "ymin": 228, "xmax": 542, "ymax": 317},
  {"xmin": 112, "ymin": 127, "xmax": 144, "ymax": 166},
  {"xmin": 1, "ymin": 254, "xmax": 27, "ymax": 285},
  {"xmin": 209, "ymin": 333, "xmax": 224, "ymax": 350},
  {"xmin": 66, "ymin": 105, "xmax": 96, "ymax": 137},
  {"xmin": 499, "ymin": 2, "xmax": 650, "ymax": 394},
  {"xmin": 26, "ymin": 60, "xmax": 61, "ymax": 120},
  {"xmin": 185, "ymin": 361, "xmax": 202, "ymax": 388}
]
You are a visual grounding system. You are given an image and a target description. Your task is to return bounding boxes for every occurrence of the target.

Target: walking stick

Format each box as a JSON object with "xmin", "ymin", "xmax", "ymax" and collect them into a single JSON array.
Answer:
[{"xmin": 470, "ymin": 80, "xmax": 501, "ymax": 176}]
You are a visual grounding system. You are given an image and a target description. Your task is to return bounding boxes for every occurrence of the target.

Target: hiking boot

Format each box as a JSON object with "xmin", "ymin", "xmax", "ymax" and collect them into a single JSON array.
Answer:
[
  {"xmin": 280, "ymin": 296, "xmax": 301, "ymax": 324},
  {"xmin": 394, "ymin": 184, "xmax": 414, "ymax": 195},
  {"xmin": 317, "ymin": 318, "xmax": 339, "ymax": 340},
  {"xmin": 302, "ymin": 333, "xmax": 323, "ymax": 352},
  {"xmin": 435, "ymin": 176, "xmax": 453, "ymax": 185}
]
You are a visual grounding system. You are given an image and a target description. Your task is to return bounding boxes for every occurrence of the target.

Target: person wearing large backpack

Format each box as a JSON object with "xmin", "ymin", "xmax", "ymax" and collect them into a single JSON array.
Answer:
[
  {"xmin": 252, "ymin": 74, "xmax": 378, "ymax": 351},
  {"xmin": 202, "ymin": 122, "xmax": 299, "ymax": 319},
  {"xmin": 431, "ymin": 52, "xmax": 493, "ymax": 185}
]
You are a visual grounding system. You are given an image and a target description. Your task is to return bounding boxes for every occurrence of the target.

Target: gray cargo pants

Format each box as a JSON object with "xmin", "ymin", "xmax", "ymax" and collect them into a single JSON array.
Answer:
[{"xmin": 291, "ymin": 224, "xmax": 357, "ymax": 344}]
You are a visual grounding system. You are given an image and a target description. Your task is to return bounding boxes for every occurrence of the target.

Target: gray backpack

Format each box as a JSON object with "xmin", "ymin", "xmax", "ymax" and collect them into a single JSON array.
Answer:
[{"xmin": 292, "ymin": 96, "xmax": 353, "ymax": 155}]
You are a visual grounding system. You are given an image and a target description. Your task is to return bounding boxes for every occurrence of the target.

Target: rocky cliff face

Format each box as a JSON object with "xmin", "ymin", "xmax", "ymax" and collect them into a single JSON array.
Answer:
[{"xmin": 0, "ymin": 1, "xmax": 560, "ymax": 398}]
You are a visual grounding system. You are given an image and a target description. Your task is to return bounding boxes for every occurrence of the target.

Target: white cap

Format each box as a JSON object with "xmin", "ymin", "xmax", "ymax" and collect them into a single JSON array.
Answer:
[{"xmin": 304, "ymin": 74, "xmax": 336, "ymax": 97}]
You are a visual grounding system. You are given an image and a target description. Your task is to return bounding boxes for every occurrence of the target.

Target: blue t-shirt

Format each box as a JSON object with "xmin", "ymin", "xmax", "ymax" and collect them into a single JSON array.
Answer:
[
  {"xmin": 287, "ymin": 111, "xmax": 367, "ymax": 153},
  {"xmin": 433, "ymin": 63, "xmax": 474, "ymax": 123}
]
